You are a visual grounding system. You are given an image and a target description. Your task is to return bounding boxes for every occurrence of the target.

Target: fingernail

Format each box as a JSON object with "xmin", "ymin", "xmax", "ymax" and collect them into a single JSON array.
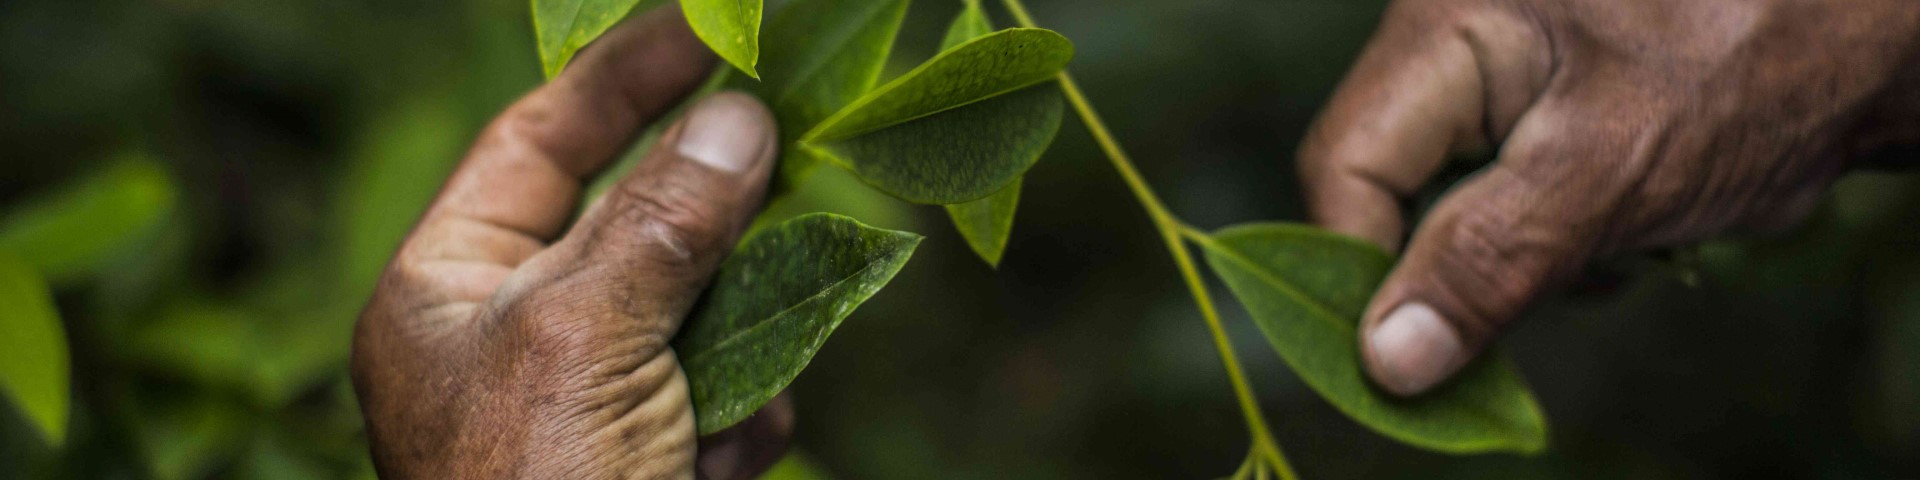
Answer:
[
  {"xmin": 1367, "ymin": 302, "xmax": 1463, "ymax": 395},
  {"xmin": 676, "ymin": 91, "xmax": 774, "ymax": 173}
]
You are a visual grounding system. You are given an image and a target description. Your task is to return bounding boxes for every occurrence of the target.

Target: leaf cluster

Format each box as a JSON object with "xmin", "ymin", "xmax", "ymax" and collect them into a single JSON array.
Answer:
[
  {"xmin": 535, "ymin": 0, "xmax": 1073, "ymax": 435},
  {"xmin": 530, "ymin": 0, "xmax": 1550, "ymax": 465}
]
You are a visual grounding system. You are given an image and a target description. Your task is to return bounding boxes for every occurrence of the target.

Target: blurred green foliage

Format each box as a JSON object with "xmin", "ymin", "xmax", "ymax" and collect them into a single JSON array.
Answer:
[
  {"xmin": 0, "ymin": 253, "xmax": 68, "ymax": 446},
  {"xmin": 0, "ymin": 0, "xmax": 1917, "ymax": 478}
]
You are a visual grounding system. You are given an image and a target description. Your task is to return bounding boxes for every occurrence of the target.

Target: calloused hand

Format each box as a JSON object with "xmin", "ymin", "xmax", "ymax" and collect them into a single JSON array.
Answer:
[
  {"xmin": 351, "ymin": 7, "xmax": 790, "ymax": 479},
  {"xmin": 1300, "ymin": 0, "xmax": 1920, "ymax": 396}
]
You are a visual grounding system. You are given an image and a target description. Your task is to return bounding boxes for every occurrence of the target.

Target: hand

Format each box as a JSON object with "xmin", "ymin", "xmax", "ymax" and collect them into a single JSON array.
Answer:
[
  {"xmin": 1299, "ymin": 0, "xmax": 1920, "ymax": 396},
  {"xmin": 350, "ymin": 7, "xmax": 790, "ymax": 479}
]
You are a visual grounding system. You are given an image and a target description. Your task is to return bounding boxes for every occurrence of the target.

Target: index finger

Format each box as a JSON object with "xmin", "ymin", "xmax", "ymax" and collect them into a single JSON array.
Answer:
[
  {"xmin": 395, "ymin": 6, "xmax": 716, "ymax": 300},
  {"xmin": 1296, "ymin": 2, "xmax": 1543, "ymax": 250}
]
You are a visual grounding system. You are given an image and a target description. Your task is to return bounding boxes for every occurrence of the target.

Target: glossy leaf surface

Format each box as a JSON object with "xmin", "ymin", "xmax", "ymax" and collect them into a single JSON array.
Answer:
[
  {"xmin": 675, "ymin": 213, "xmax": 921, "ymax": 434},
  {"xmin": 0, "ymin": 252, "xmax": 68, "ymax": 445},
  {"xmin": 1196, "ymin": 223, "xmax": 1549, "ymax": 454},
  {"xmin": 682, "ymin": 0, "xmax": 763, "ymax": 77},
  {"xmin": 802, "ymin": 28, "xmax": 1070, "ymax": 204},
  {"xmin": 532, "ymin": 0, "xmax": 668, "ymax": 78}
]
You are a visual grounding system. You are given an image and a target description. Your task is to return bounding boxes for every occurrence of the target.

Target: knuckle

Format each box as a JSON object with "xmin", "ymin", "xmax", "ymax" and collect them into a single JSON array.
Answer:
[
  {"xmin": 1427, "ymin": 204, "xmax": 1576, "ymax": 332},
  {"xmin": 498, "ymin": 280, "xmax": 673, "ymax": 385},
  {"xmin": 603, "ymin": 179, "xmax": 730, "ymax": 269},
  {"xmin": 482, "ymin": 102, "xmax": 559, "ymax": 156},
  {"xmin": 504, "ymin": 285, "xmax": 617, "ymax": 359}
]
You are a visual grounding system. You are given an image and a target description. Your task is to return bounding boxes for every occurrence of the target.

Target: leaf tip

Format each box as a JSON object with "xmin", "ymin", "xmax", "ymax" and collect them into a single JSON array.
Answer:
[{"xmin": 731, "ymin": 58, "xmax": 761, "ymax": 79}]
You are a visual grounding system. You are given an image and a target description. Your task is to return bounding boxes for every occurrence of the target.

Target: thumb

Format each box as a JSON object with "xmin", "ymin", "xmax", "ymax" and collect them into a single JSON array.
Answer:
[
  {"xmin": 1358, "ymin": 136, "xmax": 1609, "ymax": 396},
  {"xmin": 556, "ymin": 91, "xmax": 778, "ymax": 323}
]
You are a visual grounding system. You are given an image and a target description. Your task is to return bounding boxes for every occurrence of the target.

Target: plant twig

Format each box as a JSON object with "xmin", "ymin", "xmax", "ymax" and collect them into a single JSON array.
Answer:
[
  {"xmin": 999, "ymin": 1, "xmax": 1298, "ymax": 478},
  {"xmin": 1231, "ymin": 451, "xmax": 1259, "ymax": 480}
]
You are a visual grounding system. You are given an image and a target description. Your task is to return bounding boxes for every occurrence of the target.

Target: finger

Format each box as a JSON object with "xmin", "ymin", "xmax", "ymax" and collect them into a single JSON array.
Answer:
[
  {"xmin": 1358, "ymin": 99, "xmax": 1629, "ymax": 396},
  {"xmin": 518, "ymin": 91, "xmax": 777, "ymax": 321},
  {"xmin": 696, "ymin": 393, "xmax": 795, "ymax": 480},
  {"xmin": 391, "ymin": 6, "xmax": 716, "ymax": 301},
  {"xmin": 1297, "ymin": 2, "xmax": 1546, "ymax": 250}
]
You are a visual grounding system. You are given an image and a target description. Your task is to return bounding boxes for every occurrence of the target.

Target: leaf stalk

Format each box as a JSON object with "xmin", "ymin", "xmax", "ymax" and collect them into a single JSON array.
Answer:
[{"xmin": 1000, "ymin": 1, "xmax": 1298, "ymax": 478}]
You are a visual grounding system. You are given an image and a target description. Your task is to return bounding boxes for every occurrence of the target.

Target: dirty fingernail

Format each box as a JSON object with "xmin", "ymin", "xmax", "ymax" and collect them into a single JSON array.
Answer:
[{"xmin": 675, "ymin": 91, "xmax": 775, "ymax": 173}]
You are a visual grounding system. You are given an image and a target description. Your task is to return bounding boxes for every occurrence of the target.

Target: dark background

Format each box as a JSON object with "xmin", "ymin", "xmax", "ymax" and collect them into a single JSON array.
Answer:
[{"xmin": 2, "ymin": 0, "xmax": 1917, "ymax": 478}]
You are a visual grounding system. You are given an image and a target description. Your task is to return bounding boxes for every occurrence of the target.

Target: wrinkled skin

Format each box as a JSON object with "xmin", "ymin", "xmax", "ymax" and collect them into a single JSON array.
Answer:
[
  {"xmin": 351, "ymin": 7, "xmax": 791, "ymax": 479},
  {"xmin": 1299, "ymin": 0, "xmax": 1920, "ymax": 396}
]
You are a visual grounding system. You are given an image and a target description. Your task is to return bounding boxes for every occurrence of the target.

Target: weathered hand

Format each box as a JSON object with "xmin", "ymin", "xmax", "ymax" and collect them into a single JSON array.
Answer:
[
  {"xmin": 350, "ymin": 7, "xmax": 790, "ymax": 479},
  {"xmin": 1299, "ymin": 0, "xmax": 1920, "ymax": 396}
]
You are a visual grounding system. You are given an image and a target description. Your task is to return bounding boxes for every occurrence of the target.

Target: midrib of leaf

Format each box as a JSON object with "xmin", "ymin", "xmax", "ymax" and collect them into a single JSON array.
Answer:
[
  {"xmin": 1192, "ymin": 232, "xmax": 1357, "ymax": 334},
  {"xmin": 803, "ymin": 32, "xmax": 1060, "ymax": 143},
  {"xmin": 542, "ymin": 0, "xmax": 587, "ymax": 66},
  {"xmin": 681, "ymin": 249, "xmax": 899, "ymax": 366},
  {"xmin": 771, "ymin": 0, "xmax": 899, "ymax": 105}
]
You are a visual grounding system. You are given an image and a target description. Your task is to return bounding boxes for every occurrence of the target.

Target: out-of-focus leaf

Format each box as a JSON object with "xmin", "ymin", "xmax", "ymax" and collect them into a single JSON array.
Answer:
[
  {"xmin": 1194, "ymin": 223, "xmax": 1550, "ymax": 454},
  {"xmin": 335, "ymin": 97, "xmax": 466, "ymax": 303},
  {"xmin": 939, "ymin": 0, "xmax": 993, "ymax": 49},
  {"xmin": 746, "ymin": 0, "xmax": 910, "ymax": 187},
  {"xmin": 938, "ymin": 1, "xmax": 1021, "ymax": 266},
  {"xmin": 130, "ymin": 393, "xmax": 248, "ymax": 480},
  {"xmin": 802, "ymin": 29, "xmax": 1070, "ymax": 204},
  {"xmin": 532, "ymin": 0, "xmax": 670, "ymax": 78},
  {"xmin": 128, "ymin": 297, "xmax": 344, "ymax": 407},
  {"xmin": 237, "ymin": 430, "xmax": 331, "ymax": 480},
  {"xmin": 250, "ymin": 309, "xmax": 357, "ymax": 406},
  {"xmin": 0, "ymin": 154, "xmax": 175, "ymax": 286},
  {"xmin": 682, "ymin": 0, "xmax": 762, "ymax": 78},
  {"xmin": 129, "ymin": 301, "xmax": 256, "ymax": 393},
  {"xmin": 675, "ymin": 213, "xmax": 920, "ymax": 434},
  {"xmin": 0, "ymin": 252, "xmax": 67, "ymax": 446},
  {"xmin": 761, "ymin": 450, "xmax": 834, "ymax": 480}
]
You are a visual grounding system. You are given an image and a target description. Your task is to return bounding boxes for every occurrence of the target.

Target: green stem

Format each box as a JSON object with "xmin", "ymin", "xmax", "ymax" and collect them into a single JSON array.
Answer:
[
  {"xmin": 1000, "ymin": 1, "xmax": 1297, "ymax": 478},
  {"xmin": 1231, "ymin": 451, "xmax": 1259, "ymax": 480}
]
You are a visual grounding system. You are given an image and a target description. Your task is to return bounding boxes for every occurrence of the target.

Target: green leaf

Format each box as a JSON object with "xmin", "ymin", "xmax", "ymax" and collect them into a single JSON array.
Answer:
[
  {"xmin": 0, "ymin": 252, "xmax": 68, "ymax": 446},
  {"xmin": 745, "ymin": 0, "xmax": 911, "ymax": 188},
  {"xmin": 532, "ymin": 0, "xmax": 670, "ymax": 79},
  {"xmin": 1194, "ymin": 223, "xmax": 1549, "ymax": 454},
  {"xmin": 335, "ymin": 96, "xmax": 466, "ymax": 303},
  {"xmin": 946, "ymin": 179, "xmax": 1019, "ymax": 267},
  {"xmin": 682, "ymin": 0, "xmax": 763, "ymax": 78},
  {"xmin": 761, "ymin": 450, "xmax": 834, "ymax": 480},
  {"xmin": 127, "ymin": 392, "xmax": 248, "ymax": 480},
  {"xmin": 939, "ymin": 0, "xmax": 993, "ymax": 50},
  {"xmin": 804, "ymin": 29, "xmax": 1069, "ymax": 141},
  {"xmin": 752, "ymin": 164, "xmax": 920, "ymax": 236},
  {"xmin": 674, "ymin": 213, "xmax": 921, "ymax": 434},
  {"xmin": 937, "ymin": 0, "xmax": 1020, "ymax": 266},
  {"xmin": 802, "ymin": 28, "xmax": 1071, "ymax": 204},
  {"xmin": 0, "ymin": 154, "xmax": 176, "ymax": 285}
]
